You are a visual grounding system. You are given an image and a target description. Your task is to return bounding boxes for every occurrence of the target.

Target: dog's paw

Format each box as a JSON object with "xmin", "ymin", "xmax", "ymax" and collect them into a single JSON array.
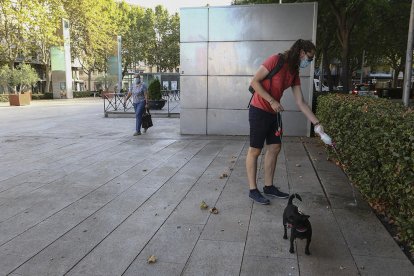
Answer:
[
  {"xmin": 283, "ymin": 235, "xmax": 288, "ymax": 240},
  {"xmin": 305, "ymin": 250, "xmax": 311, "ymax": 255},
  {"xmin": 289, "ymin": 248, "xmax": 295, "ymax": 254}
]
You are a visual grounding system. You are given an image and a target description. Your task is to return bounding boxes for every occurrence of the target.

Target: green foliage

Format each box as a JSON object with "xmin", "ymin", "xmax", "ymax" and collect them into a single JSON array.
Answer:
[
  {"xmin": 63, "ymin": 0, "xmax": 117, "ymax": 74},
  {"xmin": 73, "ymin": 91, "xmax": 98, "ymax": 98},
  {"xmin": 0, "ymin": 94, "xmax": 9, "ymax": 102},
  {"xmin": 148, "ymin": 78, "xmax": 162, "ymax": 100},
  {"xmin": 95, "ymin": 75, "xmax": 117, "ymax": 92},
  {"xmin": 0, "ymin": 65, "xmax": 11, "ymax": 91},
  {"xmin": 30, "ymin": 93, "xmax": 53, "ymax": 100},
  {"xmin": 10, "ymin": 64, "xmax": 39, "ymax": 93},
  {"xmin": 0, "ymin": 64, "xmax": 38, "ymax": 94},
  {"xmin": 317, "ymin": 94, "xmax": 414, "ymax": 251},
  {"xmin": 146, "ymin": 5, "xmax": 180, "ymax": 72}
]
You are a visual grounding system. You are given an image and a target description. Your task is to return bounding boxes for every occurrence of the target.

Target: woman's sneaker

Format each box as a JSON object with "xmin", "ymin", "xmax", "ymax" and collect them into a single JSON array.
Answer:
[
  {"xmin": 133, "ymin": 131, "xmax": 141, "ymax": 136},
  {"xmin": 249, "ymin": 189, "xmax": 270, "ymax": 205},
  {"xmin": 263, "ymin": 185, "xmax": 289, "ymax": 198}
]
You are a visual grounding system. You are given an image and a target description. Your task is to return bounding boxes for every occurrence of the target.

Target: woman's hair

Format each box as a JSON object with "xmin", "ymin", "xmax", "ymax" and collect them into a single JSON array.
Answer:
[{"xmin": 283, "ymin": 39, "xmax": 316, "ymax": 73}]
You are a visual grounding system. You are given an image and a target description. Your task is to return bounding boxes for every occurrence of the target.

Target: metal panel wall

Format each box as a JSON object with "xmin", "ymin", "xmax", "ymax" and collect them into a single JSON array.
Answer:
[{"xmin": 180, "ymin": 3, "xmax": 318, "ymax": 136}]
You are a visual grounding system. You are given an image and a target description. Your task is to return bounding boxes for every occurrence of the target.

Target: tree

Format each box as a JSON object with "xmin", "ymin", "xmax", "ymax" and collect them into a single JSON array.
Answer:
[
  {"xmin": 325, "ymin": 0, "xmax": 367, "ymax": 92},
  {"xmin": 163, "ymin": 12, "xmax": 180, "ymax": 72},
  {"xmin": 0, "ymin": 64, "xmax": 11, "ymax": 92},
  {"xmin": 0, "ymin": 0, "xmax": 33, "ymax": 68},
  {"xmin": 63, "ymin": 0, "xmax": 117, "ymax": 91},
  {"xmin": 146, "ymin": 5, "xmax": 179, "ymax": 72},
  {"xmin": 369, "ymin": 0, "xmax": 411, "ymax": 87},
  {"xmin": 28, "ymin": 0, "xmax": 64, "ymax": 93},
  {"xmin": 9, "ymin": 63, "xmax": 39, "ymax": 93},
  {"xmin": 116, "ymin": 3, "xmax": 154, "ymax": 77}
]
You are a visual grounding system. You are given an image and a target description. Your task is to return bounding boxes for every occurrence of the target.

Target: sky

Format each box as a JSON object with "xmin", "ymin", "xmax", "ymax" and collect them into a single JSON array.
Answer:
[{"xmin": 123, "ymin": 0, "xmax": 234, "ymax": 14}]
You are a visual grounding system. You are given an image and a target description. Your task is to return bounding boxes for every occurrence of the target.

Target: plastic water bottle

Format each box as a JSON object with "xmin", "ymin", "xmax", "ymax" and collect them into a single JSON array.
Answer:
[{"xmin": 314, "ymin": 125, "xmax": 333, "ymax": 145}]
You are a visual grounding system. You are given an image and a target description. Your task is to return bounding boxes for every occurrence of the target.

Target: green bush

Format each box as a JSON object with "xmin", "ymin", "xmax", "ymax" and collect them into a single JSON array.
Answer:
[
  {"xmin": 73, "ymin": 91, "xmax": 98, "ymax": 98},
  {"xmin": 0, "ymin": 94, "xmax": 8, "ymax": 102},
  {"xmin": 148, "ymin": 78, "xmax": 162, "ymax": 100},
  {"xmin": 317, "ymin": 94, "xmax": 414, "ymax": 250},
  {"xmin": 30, "ymin": 93, "xmax": 53, "ymax": 100}
]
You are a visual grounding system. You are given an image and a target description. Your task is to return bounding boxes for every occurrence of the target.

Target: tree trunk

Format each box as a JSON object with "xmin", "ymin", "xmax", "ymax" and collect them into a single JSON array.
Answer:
[
  {"xmin": 340, "ymin": 32, "xmax": 350, "ymax": 93},
  {"xmin": 45, "ymin": 65, "xmax": 51, "ymax": 94},
  {"xmin": 88, "ymin": 71, "xmax": 92, "ymax": 91},
  {"xmin": 322, "ymin": 47, "xmax": 334, "ymax": 90}
]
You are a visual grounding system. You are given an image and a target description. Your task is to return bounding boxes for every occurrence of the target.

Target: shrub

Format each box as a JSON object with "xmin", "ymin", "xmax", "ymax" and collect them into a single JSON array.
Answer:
[
  {"xmin": 316, "ymin": 94, "xmax": 414, "ymax": 251},
  {"xmin": 30, "ymin": 93, "xmax": 53, "ymax": 100},
  {"xmin": 73, "ymin": 91, "xmax": 97, "ymax": 98},
  {"xmin": 0, "ymin": 64, "xmax": 38, "ymax": 94},
  {"xmin": 148, "ymin": 78, "xmax": 162, "ymax": 100},
  {"xmin": 10, "ymin": 64, "xmax": 39, "ymax": 93},
  {"xmin": 0, "ymin": 94, "xmax": 8, "ymax": 102}
]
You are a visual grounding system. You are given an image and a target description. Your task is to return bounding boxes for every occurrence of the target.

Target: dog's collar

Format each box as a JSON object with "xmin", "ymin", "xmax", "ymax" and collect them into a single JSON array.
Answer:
[
  {"xmin": 287, "ymin": 224, "xmax": 307, "ymax": 232},
  {"xmin": 296, "ymin": 227, "xmax": 308, "ymax": 232}
]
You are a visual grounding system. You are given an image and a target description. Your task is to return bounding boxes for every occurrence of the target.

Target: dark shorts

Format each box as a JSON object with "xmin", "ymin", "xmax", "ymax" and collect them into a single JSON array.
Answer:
[{"xmin": 249, "ymin": 105, "xmax": 283, "ymax": 149}]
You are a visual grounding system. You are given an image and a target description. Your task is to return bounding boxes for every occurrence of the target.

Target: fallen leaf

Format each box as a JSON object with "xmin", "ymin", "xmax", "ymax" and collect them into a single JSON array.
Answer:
[
  {"xmin": 219, "ymin": 173, "xmax": 228, "ymax": 179},
  {"xmin": 200, "ymin": 200, "xmax": 208, "ymax": 209},
  {"xmin": 295, "ymin": 164, "xmax": 301, "ymax": 167},
  {"xmin": 339, "ymin": 265, "xmax": 346, "ymax": 270},
  {"xmin": 209, "ymin": 207, "xmax": 219, "ymax": 214},
  {"xmin": 147, "ymin": 255, "xmax": 157, "ymax": 264}
]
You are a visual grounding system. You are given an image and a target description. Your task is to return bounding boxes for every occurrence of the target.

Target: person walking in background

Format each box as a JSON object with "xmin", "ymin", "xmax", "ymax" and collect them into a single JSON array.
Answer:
[
  {"xmin": 125, "ymin": 75, "xmax": 149, "ymax": 136},
  {"xmin": 247, "ymin": 39, "xmax": 325, "ymax": 204}
]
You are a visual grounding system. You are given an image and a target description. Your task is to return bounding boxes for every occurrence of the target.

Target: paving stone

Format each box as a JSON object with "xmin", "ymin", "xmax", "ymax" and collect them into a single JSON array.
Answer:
[
  {"xmin": 245, "ymin": 220, "xmax": 295, "ymax": 259},
  {"xmin": 354, "ymin": 255, "xmax": 414, "ymax": 276},
  {"xmin": 136, "ymin": 223, "xmax": 203, "ymax": 264},
  {"xmin": 333, "ymin": 208, "xmax": 407, "ymax": 259},
  {"xmin": 123, "ymin": 259, "xmax": 184, "ymax": 276},
  {"xmin": 296, "ymin": 213, "xmax": 360, "ymax": 275},
  {"xmin": 1, "ymin": 101, "xmax": 412, "ymax": 275},
  {"xmin": 182, "ymin": 239, "xmax": 244, "ymax": 276},
  {"xmin": 240, "ymin": 255, "xmax": 299, "ymax": 276},
  {"xmin": 200, "ymin": 205, "xmax": 250, "ymax": 242}
]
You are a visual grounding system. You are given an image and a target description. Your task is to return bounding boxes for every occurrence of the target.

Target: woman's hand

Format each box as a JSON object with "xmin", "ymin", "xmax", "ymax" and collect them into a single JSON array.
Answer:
[{"xmin": 270, "ymin": 100, "xmax": 284, "ymax": 113}]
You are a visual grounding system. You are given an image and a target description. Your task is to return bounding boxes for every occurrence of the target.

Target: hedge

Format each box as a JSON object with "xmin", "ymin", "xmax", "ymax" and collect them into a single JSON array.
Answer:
[
  {"xmin": 0, "ymin": 94, "xmax": 8, "ymax": 102},
  {"xmin": 0, "ymin": 92, "xmax": 99, "ymax": 102},
  {"xmin": 316, "ymin": 94, "xmax": 414, "ymax": 251}
]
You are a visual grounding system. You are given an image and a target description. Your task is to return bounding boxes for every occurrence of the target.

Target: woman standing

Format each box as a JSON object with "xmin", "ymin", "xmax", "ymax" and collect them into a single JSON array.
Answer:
[
  {"xmin": 125, "ymin": 75, "xmax": 149, "ymax": 136},
  {"xmin": 246, "ymin": 39, "xmax": 325, "ymax": 204}
]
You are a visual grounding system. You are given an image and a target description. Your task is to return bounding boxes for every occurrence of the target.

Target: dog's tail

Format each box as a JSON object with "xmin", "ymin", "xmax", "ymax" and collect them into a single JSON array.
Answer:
[{"xmin": 288, "ymin": 193, "xmax": 302, "ymax": 205}]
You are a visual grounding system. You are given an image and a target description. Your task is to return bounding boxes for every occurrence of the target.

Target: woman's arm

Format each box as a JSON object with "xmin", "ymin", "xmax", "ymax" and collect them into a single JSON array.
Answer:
[
  {"xmin": 251, "ymin": 65, "xmax": 283, "ymax": 112},
  {"xmin": 291, "ymin": 85, "xmax": 319, "ymax": 125},
  {"xmin": 125, "ymin": 91, "xmax": 132, "ymax": 101}
]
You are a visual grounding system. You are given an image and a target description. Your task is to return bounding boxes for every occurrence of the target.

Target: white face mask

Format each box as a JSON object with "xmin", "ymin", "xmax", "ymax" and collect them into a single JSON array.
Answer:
[{"xmin": 300, "ymin": 56, "xmax": 311, "ymax": 68}]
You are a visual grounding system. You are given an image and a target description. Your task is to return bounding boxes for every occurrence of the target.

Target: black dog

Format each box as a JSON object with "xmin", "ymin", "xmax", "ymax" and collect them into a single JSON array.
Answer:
[{"xmin": 283, "ymin": 193, "xmax": 312, "ymax": 255}]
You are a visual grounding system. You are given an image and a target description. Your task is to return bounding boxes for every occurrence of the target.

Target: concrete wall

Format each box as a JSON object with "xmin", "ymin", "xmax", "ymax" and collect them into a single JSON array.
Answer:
[{"xmin": 180, "ymin": 3, "xmax": 318, "ymax": 135}]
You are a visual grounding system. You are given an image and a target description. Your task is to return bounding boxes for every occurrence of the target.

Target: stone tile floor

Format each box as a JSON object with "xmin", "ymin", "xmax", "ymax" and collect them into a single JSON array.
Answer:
[{"xmin": 0, "ymin": 99, "xmax": 412, "ymax": 275}]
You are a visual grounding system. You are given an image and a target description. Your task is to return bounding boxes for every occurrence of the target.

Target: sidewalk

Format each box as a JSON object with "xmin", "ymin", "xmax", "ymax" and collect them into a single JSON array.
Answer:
[{"xmin": 0, "ymin": 100, "xmax": 412, "ymax": 276}]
